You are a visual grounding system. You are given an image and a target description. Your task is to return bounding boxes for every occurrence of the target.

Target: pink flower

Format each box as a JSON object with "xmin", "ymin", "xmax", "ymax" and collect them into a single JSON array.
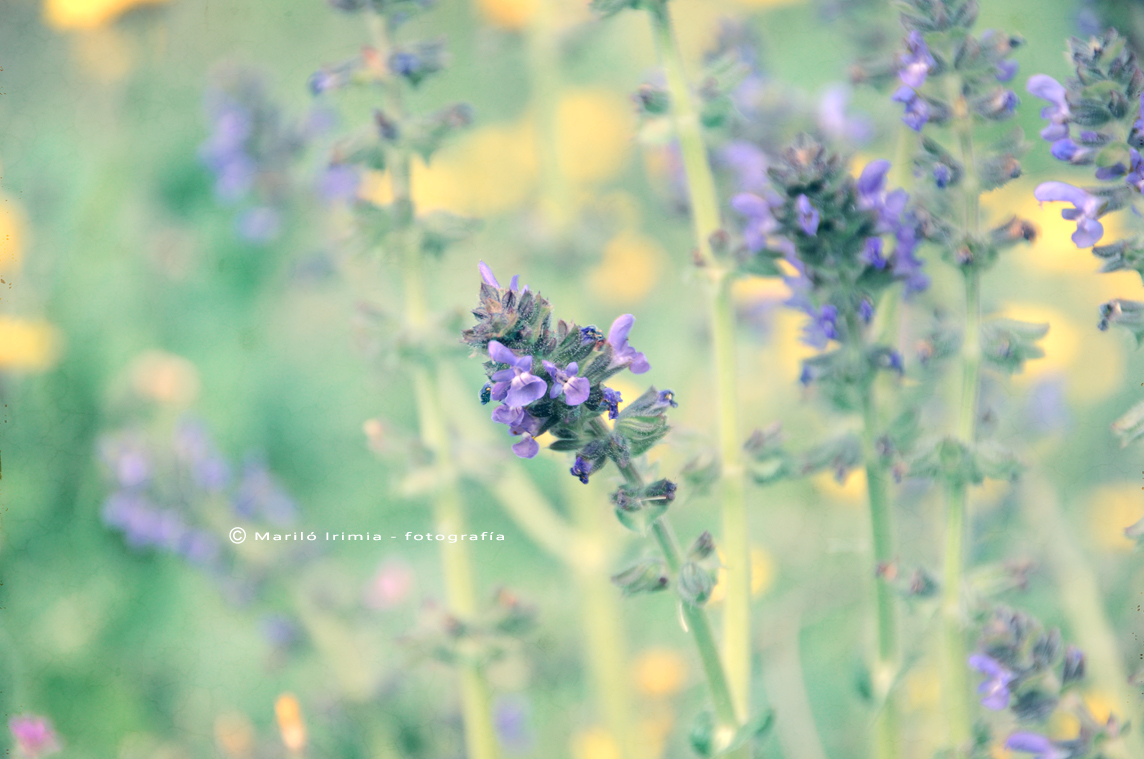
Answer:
[{"xmin": 9, "ymin": 715, "xmax": 61, "ymax": 759}]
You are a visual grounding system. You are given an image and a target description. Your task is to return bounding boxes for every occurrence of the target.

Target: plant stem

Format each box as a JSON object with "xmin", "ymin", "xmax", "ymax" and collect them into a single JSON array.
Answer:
[
  {"xmin": 644, "ymin": 0, "xmax": 751, "ymax": 728},
  {"xmin": 589, "ymin": 420, "xmax": 741, "ymax": 747},
  {"xmin": 860, "ymin": 386, "xmax": 900, "ymax": 759},
  {"xmin": 942, "ymin": 76, "xmax": 982, "ymax": 752},
  {"xmin": 373, "ymin": 14, "xmax": 499, "ymax": 757}
]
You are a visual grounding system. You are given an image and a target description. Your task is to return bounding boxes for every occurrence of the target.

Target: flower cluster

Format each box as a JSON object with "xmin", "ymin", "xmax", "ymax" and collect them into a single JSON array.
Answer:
[
  {"xmin": 732, "ymin": 137, "xmax": 921, "ymax": 406},
  {"xmin": 198, "ymin": 68, "xmax": 311, "ymax": 243},
  {"xmin": 889, "ymin": 7, "xmax": 1021, "ymax": 133},
  {"xmin": 968, "ymin": 607, "xmax": 1124, "ymax": 757},
  {"xmin": 463, "ymin": 262, "xmax": 666, "ymax": 472},
  {"xmin": 1027, "ymin": 31, "xmax": 1144, "ymax": 251}
]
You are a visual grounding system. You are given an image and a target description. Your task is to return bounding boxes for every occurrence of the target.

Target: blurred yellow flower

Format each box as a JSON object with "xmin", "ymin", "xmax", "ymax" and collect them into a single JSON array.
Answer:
[
  {"xmin": 903, "ymin": 664, "xmax": 940, "ymax": 711},
  {"xmin": 0, "ymin": 194, "xmax": 26, "ymax": 274},
  {"xmin": 990, "ymin": 745, "xmax": 1013, "ymax": 759},
  {"xmin": 214, "ymin": 713, "xmax": 255, "ymax": 759},
  {"xmin": 359, "ymin": 121, "xmax": 537, "ymax": 216},
  {"xmin": 45, "ymin": 0, "xmax": 169, "ymax": 30},
  {"xmin": 708, "ymin": 546, "xmax": 776, "ymax": 604},
  {"xmin": 274, "ymin": 694, "xmax": 306, "ymax": 752},
  {"xmin": 640, "ymin": 712, "xmax": 675, "ymax": 758},
  {"xmin": 555, "ymin": 89, "xmax": 632, "ymax": 185},
  {"xmin": 571, "ymin": 727, "xmax": 620, "ymax": 759},
  {"xmin": 72, "ymin": 27, "xmax": 134, "ymax": 82},
  {"xmin": 589, "ymin": 230, "xmax": 664, "ymax": 304},
  {"xmin": 633, "ymin": 647, "xmax": 688, "ymax": 696},
  {"xmin": 815, "ymin": 468, "xmax": 866, "ymax": 507},
  {"xmin": 129, "ymin": 350, "xmax": 200, "ymax": 405},
  {"xmin": 1086, "ymin": 484, "xmax": 1140, "ymax": 551},
  {"xmin": 478, "ymin": 0, "xmax": 538, "ymax": 29},
  {"xmin": 0, "ymin": 317, "xmax": 62, "ymax": 371},
  {"xmin": 1002, "ymin": 303, "xmax": 1123, "ymax": 403}
]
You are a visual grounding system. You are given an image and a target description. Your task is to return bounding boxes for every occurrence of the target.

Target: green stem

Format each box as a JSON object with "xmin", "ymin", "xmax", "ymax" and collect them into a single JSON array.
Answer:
[
  {"xmin": 375, "ymin": 13, "xmax": 498, "ymax": 757},
  {"xmin": 860, "ymin": 387, "xmax": 900, "ymax": 759},
  {"xmin": 590, "ymin": 420, "xmax": 740, "ymax": 737},
  {"xmin": 942, "ymin": 74, "xmax": 982, "ymax": 752},
  {"xmin": 645, "ymin": 0, "xmax": 751, "ymax": 727}
]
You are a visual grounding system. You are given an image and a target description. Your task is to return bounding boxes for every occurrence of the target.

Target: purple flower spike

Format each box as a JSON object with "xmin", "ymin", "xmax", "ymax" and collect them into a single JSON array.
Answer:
[
  {"xmin": 9, "ymin": 715, "xmax": 61, "ymax": 759},
  {"xmin": 1005, "ymin": 732, "xmax": 1070, "ymax": 759},
  {"xmin": 898, "ymin": 31, "xmax": 935, "ymax": 89},
  {"xmin": 1033, "ymin": 181, "xmax": 1106, "ymax": 247},
  {"xmin": 543, "ymin": 361, "xmax": 590, "ymax": 406},
  {"xmin": 796, "ymin": 194, "xmax": 820, "ymax": 236},
  {"xmin": 479, "ymin": 260, "xmax": 501, "ymax": 288},
  {"xmin": 607, "ymin": 315, "xmax": 650, "ymax": 374},
  {"xmin": 968, "ymin": 653, "xmax": 1015, "ymax": 711},
  {"xmin": 488, "ymin": 341, "xmax": 547, "ymax": 407},
  {"xmin": 892, "ymin": 85, "xmax": 931, "ymax": 131},
  {"xmin": 512, "ymin": 433, "xmax": 539, "ymax": 459}
]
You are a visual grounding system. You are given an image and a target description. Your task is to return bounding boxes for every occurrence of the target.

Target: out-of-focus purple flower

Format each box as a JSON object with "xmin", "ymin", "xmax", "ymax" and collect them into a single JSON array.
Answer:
[
  {"xmin": 178, "ymin": 529, "xmax": 220, "ymax": 565},
  {"xmin": 262, "ymin": 614, "xmax": 300, "ymax": 649},
  {"xmin": 721, "ymin": 141, "xmax": 770, "ymax": 192},
  {"xmin": 796, "ymin": 194, "xmax": 820, "ymax": 236},
  {"xmin": 234, "ymin": 459, "xmax": 297, "ymax": 526},
  {"xmin": 543, "ymin": 361, "xmax": 590, "ymax": 406},
  {"xmin": 174, "ymin": 419, "xmax": 231, "ymax": 493},
  {"xmin": 319, "ymin": 164, "xmax": 359, "ymax": 202},
  {"xmin": 996, "ymin": 59, "xmax": 1019, "ymax": 82},
  {"xmin": 99, "ymin": 434, "xmax": 151, "ymax": 490},
  {"xmin": 857, "ymin": 159, "xmax": 892, "ymax": 202},
  {"xmin": 933, "ymin": 163, "xmax": 953, "ymax": 187},
  {"xmin": 892, "ymin": 85, "xmax": 931, "ymax": 131},
  {"xmin": 1128, "ymin": 148, "xmax": 1144, "ymax": 193},
  {"xmin": 607, "ymin": 315, "xmax": 650, "ymax": 374},
  {"xmin": 859, "ymin": 299, "xmax": 874, "ymax": 324},
  {"xmin": 601, "ymin": 387, "xmax": 622, "ymax": 420},
  {"xmin": 862, "ymin": 237, "xmax": 888, "ymax": 269},
  {"xmin": 800, "ymin": 304, "xmax": 840, "ymax": 349},
  {"xmin": 898, "ymin": 31, "xmax": 935, "ymax": 89},
  {"xmin": 731, "ymin": 191, "xmax": 782, "ymax": 252},
  {"xmin": 365, "ymin": 560, "xmax": 415, "ymax": 609},
  {"xmin": 1033, "ymin": 181, "xmax": 1106, "ymax": 247},
  {"xmin": 237, "ymin": 207, "xmax": 282, "ymax": 243},
  {"xmin": 9, "ymin": 715, "xmax": 61, "ymax": 759},
  {"xmin": 494, "ymin": 696, "xmax": 533, "ymax": 754},
  {"xmin": 1025, "ymin": 377, "xmax": 1069, "ymax": 433},
  {"xmin": 1027, "ymin": 75, "xmax": 1071, "ymax": 141},
  {"xmin": 102, "ymin": 493, "xmax": 188, "ymax": 552},
  {"xmin": 1004, "ymin": 732, "xmax": 1071, "ymax": 759},
  {"xmin": 969, "ymin": 653, "xmax": 1016, "ymax": 710},
  {"xmin": 489, "ymin": 341, "xmax": 547, "ymax": 407},
  {"xmin": 817, "ymin": 85, "xmax": 873, "ymax": 145}
]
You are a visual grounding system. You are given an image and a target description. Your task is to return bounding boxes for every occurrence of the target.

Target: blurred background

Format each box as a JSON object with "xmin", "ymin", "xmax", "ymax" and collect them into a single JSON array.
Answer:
[{"xmin": 3, "ymin": 0, "xmax": 1144, "ymax": 757}]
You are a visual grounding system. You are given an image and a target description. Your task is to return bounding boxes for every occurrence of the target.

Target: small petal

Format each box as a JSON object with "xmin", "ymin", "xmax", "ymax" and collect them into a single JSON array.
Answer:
[
  {"xmin": 564, "ymin": 377, "xmax": 590, "ymax": 405},
  {"xmin": 608, "ymin": 314, "xmax": 635, "ymax": 347},
  {"xmin": 479, "ymin": 261, "xmax": 501, "ymax": 288},
  {"xmin": 512, "ymin": 433, "xmax": 539, "ymax": 459},
  {"xmin": 488, "ymin": 340, "xmax": 518, "ymax": 365},
  {"xmin": 507, "ymin": 373, "xmax": 548, "ymax": 407}
]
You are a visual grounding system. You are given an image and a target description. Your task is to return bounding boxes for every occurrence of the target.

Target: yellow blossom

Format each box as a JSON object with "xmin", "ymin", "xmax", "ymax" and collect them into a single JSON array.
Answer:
[
  {"xmin": 0, "ymin": 193, "xmax": 26, "ymax": 274},
  {"xmin": 45, "ymin": 0, "xmax": 170, "ymax": 30},
  {"xmin": 708, "ymin": 546, "xmax": 777, "ymax": 604},
  {"xmin": 128, "ymin": 350, "xmax": 200, "ymax": 405},
  {"xmin": 1086, "ymin": 485, "xmax": 1140, "ymax": 551},
  {"xmin": 633, "ymin": 648, "xmax": 688, "ymax": 696},
  {"xmin": 902, "ymin": 665, "xmax": 940, "ymax": 711},
  {"xmin": 589, "ymin": 229, "xmax": 664, "ymax": 304},
  {"xmin": 815, "ymin": 469, "xmax": 867, "ymax": 507},
  {"xmin": 571, "ymin": 727, "xmax": 620, "ymax": 759},
  {"xmin": 478, "ymin": 0, "xmax": 538, "ymax": 29},
  {"xmin": 555, "ymin": 89, "xmax": 632, "ymax": 185},
  {"xmin": 0, "ymin": 317, "xmax": 62, "ymax": 371},
  {"xmin": 274, "ymin": 694, "xmax": 306, "ymax": 753}
]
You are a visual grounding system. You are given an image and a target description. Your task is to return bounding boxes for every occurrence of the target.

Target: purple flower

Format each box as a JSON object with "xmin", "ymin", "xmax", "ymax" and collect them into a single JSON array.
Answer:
[
  {"xmin": 996, "ymin": 59, "xmax": 1019, "ymax": 82},
  {"xmin": 511, "ymin": 433, "xmax": 539, "ymax": 459},
  {"xmin": 1004, "ymin": 733, "xmax": 1071, "ymax": 759},
  {"xmin": 234, "ymin": 459, "xmax": 297, "ymax": 526},
  {"xmin": 796, "ymin": 194, "xmax": 820, "ymax": 236},
  {"xmin": 1033, "ymin": 181, "xmax": 1106, "ymax": 247},
  {"xmin": 478, "ymin": 261, "xmax": 525, "ymax": 293},
  {"xmin": 1128, "ymin": 148, "xmax": 1144, "ymax": 193},
  {"xmin": 933, "ymin": 163, "xmax": 952, "ymax": 187},
  {"xmin": 570, "ymin": 456, "xmax": 594, "ymax": 484},
  {"xmin": 969, "ymin": 653, "xmax": 1015, "ymax": 711},
  {"xmin": 237, "ymin": 207, "xmax": 281, "ymax": 243},
  {"xmin": 731, "ymin": 191, "xmax": 781, "ymax": 252},
  {"xmin": 319, "ymin": 164, "xmax": 359, "ymax": 202},
  {"xmin": 9, "ymin": 715, "xmax": 61, "ymax": 759},
  {"xmin": 173, "ymin": 419, "xmax": 231, "ymax": 492},
  {"xmin": 817, "ymin": 85, "xmax": 873, "ymax": 145},
  {"xmin": 857, "ymin": 159, "xmax": 892, "ymax": 201},
  {"xmin": 892, "ymin": 85, "xmax": 931, "ymax": 131},
  {"xmin": 494, "ymin": 696, "xmax": 533, "ymax": 753},
  {"xmin": 859, "ymin": 299, "xmax": 874, "ymax": 323},
  {"xmin": 99, "ymin": 434, "xmax": 150, "ymax": 490},
  {"xmin": 607, "ymin": 315, "xmax": 650, "ymax": 374},
  {"xmin": 862, "ymin": 237, "xmax": 888, "ymax": 269},
  {"xmin": 721, "ymin": 141, "xmax": 769, "ymax": 192},
  {"xmin": 601, "ymin": 387, "xmax": 622, "ymax": 419},
  {"xmin": 542, "ymin": 361, "xmax": 590, "ymax": 406},
  {"xmin": 1027, "ymin": 74, "xmax": 1071, "ymax": 141},
  {"xmin": 488, "ymin": 341, "xmax": 547, "ymax": 407},
  {"xmin": 898, "ymin": 31, "xmax": 935, "ymax": 89}
]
